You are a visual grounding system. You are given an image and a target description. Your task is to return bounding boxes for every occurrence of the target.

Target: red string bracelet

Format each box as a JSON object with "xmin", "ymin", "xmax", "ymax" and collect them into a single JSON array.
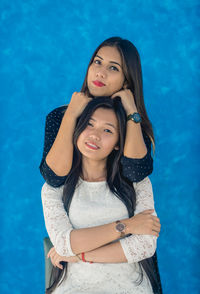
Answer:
[
  {"xmin": 81, "ymin": 252, "xmax": 93, "ymax": 264},
  {"xmin": 81, "ymin": 252, "xmax": 86, "ymax": 262}
]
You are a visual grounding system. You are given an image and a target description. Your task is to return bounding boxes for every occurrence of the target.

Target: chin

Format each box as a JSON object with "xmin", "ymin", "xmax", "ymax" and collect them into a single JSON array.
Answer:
[
  {"xmin": 92, "ymin": 91, "xmax": 111, "ymax": 98},
  {"xmin": 88, "ymin": 86, "xmax": 107, "ymax": 97}
]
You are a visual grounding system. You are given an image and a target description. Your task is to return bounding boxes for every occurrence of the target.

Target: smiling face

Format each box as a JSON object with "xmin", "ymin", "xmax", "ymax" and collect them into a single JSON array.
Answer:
[
  {"xmin": 87, "ymin": 46, "xmax": 125, "ymax": 96},
  {"xmin": 77, "ymin": 107, "xmax": 119, "ymax": 162}
]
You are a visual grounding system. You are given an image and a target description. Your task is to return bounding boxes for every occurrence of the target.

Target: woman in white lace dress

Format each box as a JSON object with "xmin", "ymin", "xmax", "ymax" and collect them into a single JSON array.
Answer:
[{"xmin": 41, "ymin": 97, "xmax": 161, "ymax": 294}]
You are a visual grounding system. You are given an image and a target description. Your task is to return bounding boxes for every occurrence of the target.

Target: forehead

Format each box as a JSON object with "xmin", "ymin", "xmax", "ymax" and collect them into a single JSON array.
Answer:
[
  {"xmin": 96, "ymin": 46, "xmax": 122, "ymax": 64},
  {"xmin": 91, "ymin": 107, "xmax": 118, "ymax": 126}
]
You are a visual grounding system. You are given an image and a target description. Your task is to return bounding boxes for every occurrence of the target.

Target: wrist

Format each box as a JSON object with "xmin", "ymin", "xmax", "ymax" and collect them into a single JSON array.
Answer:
[
  {"xmin": 125, "ymin": 107, "xmax": 138, "ymax": 115},
  {"xmin": 76, "ymin": 254, "xmax": 82, "ymax": 262},
  {"xmin": 122, "ymin": 218, "xmax": 132, "ymax": 235},
  {"xmin": 114, "ymin": 218, "xmax": 132, "ymax": 236},
  {"xmin": 65, "ymin": 106, "xmax": 80, "ymax": 120},
  {"xmin": 81, "ymin": 252, "xmax": 93, "ymax": 264}
]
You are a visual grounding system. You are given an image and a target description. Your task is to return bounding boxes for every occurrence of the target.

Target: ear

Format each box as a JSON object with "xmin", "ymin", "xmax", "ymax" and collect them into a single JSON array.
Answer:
[{"xmin": 123, "ymin": 80, "xmax": 129, "ymax": 89}]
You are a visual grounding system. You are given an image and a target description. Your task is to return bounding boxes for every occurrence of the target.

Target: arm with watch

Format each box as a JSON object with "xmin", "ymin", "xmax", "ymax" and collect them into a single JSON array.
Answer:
[
  {"xmin": 42, "ymin": 177, "xmax": 160, "ymax": 264},
  {"xmin": 112, "ymin": 88, "xmax": 153, "ymax": 182},
  {"xmin": 39, "ymin": 92, "xmax": 153, "ymax": 187},
  {"xmin": 111, "ymin": 88, "xmax": 148, "ymax": 159},
  {"xmin": 81, "ymin": 177, "xmax": 159, "ymax": 264}
]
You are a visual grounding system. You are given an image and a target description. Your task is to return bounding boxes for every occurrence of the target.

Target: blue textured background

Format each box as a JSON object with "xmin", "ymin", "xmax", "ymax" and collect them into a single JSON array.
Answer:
[{"xmin": 1, "ymin": 1, "xmax": 199, "ymax": 293}]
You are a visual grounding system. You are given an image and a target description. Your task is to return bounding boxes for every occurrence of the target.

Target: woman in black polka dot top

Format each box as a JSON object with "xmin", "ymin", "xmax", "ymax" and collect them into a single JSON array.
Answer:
[
  {"xmin": 40, "ymin": 37, "xmax": 154, "ymax": 189},
  {"xmin": 40, "ymin": 37, "xmax": 162, "ymax": 293}
]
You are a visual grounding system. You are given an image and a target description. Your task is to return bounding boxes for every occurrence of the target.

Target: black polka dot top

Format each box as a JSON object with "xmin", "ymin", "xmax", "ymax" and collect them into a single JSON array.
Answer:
[{"xmin": 39, "ymin": 106, "xmax": 153, "ymax": 187}]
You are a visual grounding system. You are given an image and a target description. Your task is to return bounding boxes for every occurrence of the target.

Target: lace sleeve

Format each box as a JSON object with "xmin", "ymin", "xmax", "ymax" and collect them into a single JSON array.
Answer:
[
  {"xmin": 119, "ymin": 177, "xmax": 157, "ymax": 264},
  {"xmin": 41, "ymin": 182, "xmax": 76, "ymax": 257}
]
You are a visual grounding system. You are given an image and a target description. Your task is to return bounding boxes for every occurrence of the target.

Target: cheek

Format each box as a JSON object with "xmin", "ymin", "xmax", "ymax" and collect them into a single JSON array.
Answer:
[
  {"xmin": 87, "ymin": 66, "xmax": 94, "ymax": 82},
  {"xmin": 77, "ymin": 132, "xmax": 86, "ymax": 149},
  {"xmin": 104, "ymin": 135, "xmax": 119, "ymax": 151},
  {"xmin": 110, "ymin": 75, "xmax": 124, "ymax": 91},
  {"xmin": 76, "ymin": 137, "xmax": 81, "ymax": 150},
  {"xmin": 117, "ymin": 75, "xmax": 125, "ymax": 86}
]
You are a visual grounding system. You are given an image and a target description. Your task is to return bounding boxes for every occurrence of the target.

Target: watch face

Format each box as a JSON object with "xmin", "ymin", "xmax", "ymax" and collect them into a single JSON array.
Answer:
[
  {"xmin": 133, "ymin": 113, "xmax": 141, "ymax": 123},
  {"xmin": 116, "ymin": 223, "xmax": 125, "ymax": 232}
]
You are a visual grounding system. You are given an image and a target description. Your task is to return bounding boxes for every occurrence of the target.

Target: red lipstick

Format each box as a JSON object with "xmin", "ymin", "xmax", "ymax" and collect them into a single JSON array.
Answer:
[
  {"xmin": 85, "ymin": 142, "xmax": 99, "ymax": 150},
  {"xmin": 93, "ymin": 80, "xmax": 105, "ymax": 87}
]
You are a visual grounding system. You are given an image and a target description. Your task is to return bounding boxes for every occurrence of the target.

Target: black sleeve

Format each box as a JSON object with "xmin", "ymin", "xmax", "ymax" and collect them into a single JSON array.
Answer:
[
  {"xmin": 120, "ymin": 131, "xmax": 153, "ymax": 182},
  {"xmin": 39, "ymin": 105, "xmax": 68, "ymax": 187}
]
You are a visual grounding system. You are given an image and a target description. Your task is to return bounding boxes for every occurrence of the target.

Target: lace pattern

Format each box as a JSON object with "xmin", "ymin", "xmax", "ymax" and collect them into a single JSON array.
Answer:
[
  {"xmin": 41, "ymin": 177, "xmax": 156, "ymax": 293},
  {"xmin": 41, "ymin": 184, "xmax": 75, "ymax": 256},
  {"xmin": 120, "ymin": 177, "xmax": 157, "ymax": 263}
]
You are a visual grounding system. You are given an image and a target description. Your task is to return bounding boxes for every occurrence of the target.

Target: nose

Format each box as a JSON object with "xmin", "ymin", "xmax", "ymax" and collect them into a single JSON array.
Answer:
[
  {"xmin": 89, "ymin": 131, "xmax": 101, "ymax": 141},
  {"xmin": 96, "ymin": 68, "xmax": 106, "ymax": 79}
]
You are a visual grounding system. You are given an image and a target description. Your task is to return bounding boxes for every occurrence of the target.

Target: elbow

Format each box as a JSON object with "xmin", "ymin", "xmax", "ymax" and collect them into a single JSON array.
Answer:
[
  {"xmin": 136, "ymin": 146, "xmax": 148, "ymax": 159},
  {"xmin": 39, "ymin": 161, "xmax": 45, "ymax": 178},
  {"xmin": 45, "ymin": 231, "xmax": 75, "ymax": 257},
  {"xmin": 54, "ymin": 244, "xmax": 70, "ymax": 257},
  {"xmin": 53, "ymin": 230, "xmax": 76, "ymax": 258},
  {"xmin": 144, "ymin": 236, "xmax": 157, "ymax": 259},
  {"xmin": 40, "ymin": 160, "xmax": 66, "ymax": 187},
  {"xmin": 126, "ymin": 236, "xmax": 157, "ymax": 264}
]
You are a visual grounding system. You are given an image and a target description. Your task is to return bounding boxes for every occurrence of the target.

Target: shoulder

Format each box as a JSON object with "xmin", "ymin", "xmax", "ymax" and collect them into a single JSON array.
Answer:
[
  {"xmin": 41, "ymin": 182, "xmax": 64, "ymax": 198},
  {"xmin": 133, "ymin": 176, "xmax": 152, "ymax": 190},
  {"xmin": 46, "ymin": 105, "xmax": 68, "ymax": 124}
]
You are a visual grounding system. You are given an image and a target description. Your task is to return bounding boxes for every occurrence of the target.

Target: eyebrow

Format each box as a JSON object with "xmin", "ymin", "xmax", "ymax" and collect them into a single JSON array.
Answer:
[
  {"xmin": 90, "ymin": 117, "xmax": 117, "ymax": 130},
  {"xmin": 95, "ymin": 54, "xmax": 122, "ymax": 68}
]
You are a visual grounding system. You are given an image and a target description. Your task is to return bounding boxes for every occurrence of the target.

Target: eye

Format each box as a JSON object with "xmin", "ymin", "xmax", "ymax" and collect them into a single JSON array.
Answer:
[
  {"xmin": 104, "ymin": 129, "xmax": 113, "ymax": 134},
  {"xmin": 93, "ymin": 59, "xmax": 101, "ymax": 65},
  {"xmin": 110, "ymin": 65, "xmax": 119, "ymax": 71},
  {"xmin": 88, "ymin": 121, "xmax": 93, "ymax": 126}
]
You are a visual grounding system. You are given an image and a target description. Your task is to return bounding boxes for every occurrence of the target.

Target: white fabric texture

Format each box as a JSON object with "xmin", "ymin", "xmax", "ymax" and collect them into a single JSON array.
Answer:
[{"xmin": 41, "ymin": 177, "xmax": 157, "ymax": 294}]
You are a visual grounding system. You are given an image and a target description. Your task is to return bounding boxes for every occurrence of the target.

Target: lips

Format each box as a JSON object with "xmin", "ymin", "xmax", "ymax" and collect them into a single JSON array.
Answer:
[
  {"xmin": 85, "ymin": 142, "xmax": 100, "ymax": 150},
  {"xmin": 92, "ymin": 80, "xmax": 105, "ymax": 87}
]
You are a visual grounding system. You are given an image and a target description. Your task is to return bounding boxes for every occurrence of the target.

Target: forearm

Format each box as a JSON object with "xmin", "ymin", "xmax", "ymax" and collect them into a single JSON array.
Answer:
[
  {"xmin": 80, "ymin": 177, "xmax": 158, "ymax": 264},
  {"xmin": 84, "ymin": 241, "xmax": 127, "ymax": 263},
  {"xmin": 42, "ymin": 183, "xmax": 131, "ymax": 257},
  {"xmin": 46, "ymin": 108, "xmax": 76, "ymax": 176},
  {"xmin": 123, "ymin": 120, "xmax": 147, "ymax": 159},
  {"xmin": 70, "ymin": 219, "xmax": 130, "ymax": 255}
]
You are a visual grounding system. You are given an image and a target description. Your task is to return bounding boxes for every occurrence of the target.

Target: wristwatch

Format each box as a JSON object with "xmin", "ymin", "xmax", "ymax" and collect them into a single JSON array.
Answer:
[
  {"xmin": 127, "ymin": 112, "xmax": 142, "ymax": 123},
  {"xmin": 115, "ymin": 220, "xmax": 126, "ymax": 237}
]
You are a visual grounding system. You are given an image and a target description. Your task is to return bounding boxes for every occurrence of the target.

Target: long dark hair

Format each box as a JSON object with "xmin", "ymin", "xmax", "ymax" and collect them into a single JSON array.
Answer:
[
  {"xmin": 81, "ymin": 37, "xmax": 155, "ymax": 150},
  {"xmin": 63, "ymin": 97, "xmax": 136, "ymax": 213},
  {"xmin": 46, "ymin": 97, "xmax": 136, "ymax": 292},
  {"xmin": 46, "ymin": 98, "xmax": 161, "ymax": 293}
]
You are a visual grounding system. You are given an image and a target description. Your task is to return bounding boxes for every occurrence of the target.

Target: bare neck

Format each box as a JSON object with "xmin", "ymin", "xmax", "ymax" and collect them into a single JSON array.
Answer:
[{"xmin": 81, "ymin": 157, "xmax": 107, "ymax": 182}]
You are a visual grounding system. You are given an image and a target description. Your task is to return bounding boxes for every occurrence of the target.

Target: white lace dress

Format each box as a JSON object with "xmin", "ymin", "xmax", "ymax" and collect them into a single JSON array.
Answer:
[{"xmin": 41, "ymin": 177, "xmax": 157, "ymax": 294}]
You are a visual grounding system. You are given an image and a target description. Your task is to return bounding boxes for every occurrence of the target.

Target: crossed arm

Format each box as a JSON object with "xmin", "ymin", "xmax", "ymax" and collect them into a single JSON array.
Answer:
[{"xmin": 41, "ymin": 177, "xmax": 158, "ymax": 265}]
